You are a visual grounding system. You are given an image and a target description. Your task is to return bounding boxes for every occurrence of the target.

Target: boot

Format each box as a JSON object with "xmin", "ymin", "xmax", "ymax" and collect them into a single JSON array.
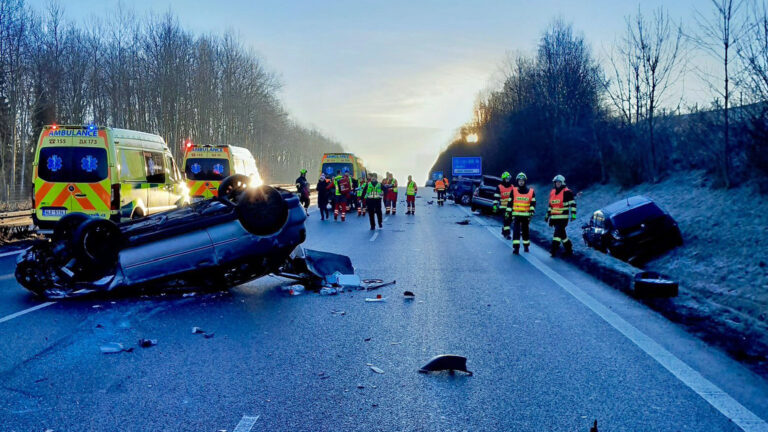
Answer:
[
  {"xmin": 524, "ymin": 244, "xmax": 530, "ymax": 253},
  {"xmin": 550, "ymin": 241, "xmax": 559, "ymax": 257},
  {"xmin": 563, "ymin": 239, "xmax": 573, "ymax": 257},
  {"xmin": 513, "ymin": 247, "xmax": 519, "ymax": 255}
]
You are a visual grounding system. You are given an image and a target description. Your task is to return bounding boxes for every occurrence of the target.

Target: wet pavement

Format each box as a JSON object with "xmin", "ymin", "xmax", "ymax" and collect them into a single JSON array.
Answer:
[{"xmin": 1, "ymin": 199, "xmax": 767, "ymax": 431}]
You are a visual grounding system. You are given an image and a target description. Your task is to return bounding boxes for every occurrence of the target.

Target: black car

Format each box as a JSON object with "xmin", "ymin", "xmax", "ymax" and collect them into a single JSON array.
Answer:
[
  {"xmin": 582, "ymin": 195, "xmax": 682, "ymax": 263},
  {"xmin": 471, "ymin": 175, "xmax": 501, "ymax": 213},
  {"xmin": 449, "ymin": 177, "xmax": 480, "ymax": 206}
]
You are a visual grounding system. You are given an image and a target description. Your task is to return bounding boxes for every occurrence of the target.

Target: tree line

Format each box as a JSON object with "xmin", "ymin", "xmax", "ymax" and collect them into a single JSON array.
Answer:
[
  {"xmin": 431, "ymin": 0, "xmax": 768, "ymax": 191},
  {"xmin": 0, "ymin": 0, "xmax": 343, "ymax": 202}
]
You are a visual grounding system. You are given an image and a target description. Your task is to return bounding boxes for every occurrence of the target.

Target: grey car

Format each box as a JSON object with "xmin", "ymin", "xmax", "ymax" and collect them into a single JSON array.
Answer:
[{"xmin": 16, "ymin": 175, "xmax": 307, "ymax": 298}]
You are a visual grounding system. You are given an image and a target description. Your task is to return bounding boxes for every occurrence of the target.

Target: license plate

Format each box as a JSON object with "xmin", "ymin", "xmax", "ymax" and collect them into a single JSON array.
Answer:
[{"xmin": 42, "ymin": 208, "xmax": 67, "ymax": 217}]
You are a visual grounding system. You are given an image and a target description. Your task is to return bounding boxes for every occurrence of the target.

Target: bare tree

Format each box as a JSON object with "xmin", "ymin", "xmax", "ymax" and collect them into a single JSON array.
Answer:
[{"xmin": 693, "ymin": 0, "xmax": 746, "ymax": 188}]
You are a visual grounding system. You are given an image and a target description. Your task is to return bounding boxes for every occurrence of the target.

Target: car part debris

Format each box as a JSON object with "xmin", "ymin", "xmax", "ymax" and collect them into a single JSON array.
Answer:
[
  {"xmin": 456, "ymin": 219, "xmax": 470, "ymax": 225},
  {"xmin": 366, "ymin": 280, "xmax": 396, "ymax": 291},
  {"xmin": 320, "ymin": 287, "xmax": 338, "ymax": 296},
  {"xmin": 365, "ymin": 295, "xmax": 386, "ymax": 302},
  {"xmin": 364, "ymin": 337, "xmax": 372, "ymax": 342},
  {"xmin": 192, "ymin": 327, "xmax": 206, "ymax": 334},
  {"xmin": 362, "ymin": 279, "xmax": 383, "ymax": 284},
  {"xmin": 100, "ymin": 342, "xmax": 128, "ymax": 354},
  {"xmin": 278, "ymin": 247, "xmax": 356, "ymax": 287},
  {"xmin": 138, "ymin": 339, "xmax": 157, "ymax": 348},
  {"xmin": 403, "ymin": 290, "xmax": 415, "ymax": 299},
  {"xmin": 418, "ymin": 355, "xmax": 473, "ymax": 376},
  {"xmin": 204, "ymin": 332, "xmax": 215, "ymax": 339},
  {"xmin": 633, "ymin": 271, "xmax": 678, "ymax": 298},
  {"xmin": 15, "ymin": 178, "xmax": 308, "ymax": 299},
  {"xmin": 369, "ymin": 365, "xmax": 385, "ymax": 374}
]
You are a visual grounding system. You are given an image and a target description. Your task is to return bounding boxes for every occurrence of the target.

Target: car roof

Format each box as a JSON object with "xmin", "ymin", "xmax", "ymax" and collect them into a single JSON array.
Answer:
[
  {"xmin": 600, "ymin": 195, "xmax": 655, "ymax": 216},
  {"xmin": 482, "ymin": 175, "xmax": 501, "ymax": 182}
]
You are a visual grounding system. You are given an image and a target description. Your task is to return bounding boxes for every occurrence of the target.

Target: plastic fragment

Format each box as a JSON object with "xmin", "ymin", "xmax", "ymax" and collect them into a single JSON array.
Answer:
[
  {"xmin": 366, "ymin": 280, "xmax": 396, "ymax": 291},
  {"xmin": 138, "ymin": 339, "xmax": 157, "ymax": 348},
  {"xmin": 192, "ymin": 327, "xmax": 205, "ymax": 334},
  {"xmin": 100, "ymin": 342, "xmax": 125, "ymax": 354},
  {"xmin": 320, "ymin": 287, "xmax": 338, "ymax": 296},
  {"xmin": 369, "ymin": 365, "xmax": 385, "ymax": 374},
  {"xmin": 204, "ymin": 332, "xmax": 215, "ymax": 339}
]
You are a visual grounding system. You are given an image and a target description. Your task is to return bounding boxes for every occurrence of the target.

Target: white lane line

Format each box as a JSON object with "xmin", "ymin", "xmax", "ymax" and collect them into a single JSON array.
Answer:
[
  {"xmin": 369, "ymin": 232, "xmax": 379, "ymax": 242},
  {"xmin": 0, "ymin": 273, "xmax": 15, "ymax": 281},
  {"xmin": 233, "ymin": 415, "xmax": 260, "ymax": 432},
  {"xmin": 0, "ymin": 250, "xmax": 25, "ymax": 258},
  {"xmin": 0, "ymin": 302, "xmax": 56, "ymax": 325},
  {"xmin": 459, "ymin": 206, "xmax": 768, "ymax": 431}
]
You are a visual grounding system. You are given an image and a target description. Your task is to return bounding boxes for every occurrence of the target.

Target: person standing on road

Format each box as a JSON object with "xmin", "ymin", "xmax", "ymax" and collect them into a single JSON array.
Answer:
[
  {"xmin": 511, "ymin": 172, "xmax": 535, "ymax": 254},
  {"xmin": 434, "ymin": 177, "xmax": 446, "ymax": 206},
  {"xmin": 350, "ymin": 176, "xmax": 359, "ymax": 214},
  {"xmin": 494, "ymin": 171, "xmax": 515, "ymax": 239},
  {"xmin": 362, "ymin": 173, "xmax": 383, "ymax": 230},
  {"xmin": 295, "ymin": 169, "xmax": 310, "ymax": 215},
  {"xmin": 316, "ymin": 174, "xmax": 330, "ymax": 220},
  {"xmin": 405, "ymin": 175, "xmax": 418, "ymax": 215},
  {"xmin": 546, "ymin": 174, "xmax": 576, "ymax": 257},
  {"xmin": 388, "ymin": 173, "xmax": 399, "ymax": 215}
]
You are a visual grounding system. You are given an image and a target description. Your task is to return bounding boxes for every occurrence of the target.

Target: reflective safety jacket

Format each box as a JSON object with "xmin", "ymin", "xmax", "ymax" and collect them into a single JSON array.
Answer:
[
  {"xmin": 511, "ymin": 186, "xmax": 536, "ymax": 217},
  {"xmin": 434, "ymin": 179, "xmax": 446, "ymax": 191},
  {"xmin": 364, "ymin": 181, "xmax": 383, "ymax": 199},
  {"xmin": 391, "ymin": 178, "xmax": 398, "ymax": 193},
  {"xmin": 357, "ymin": 181, "xmax": 367, "ymax": 197},
  {"xmin": 406, "ymin": 181, "xmax": 417, "ymax": 196},
  {"xmin": 547, "ymin": 186, "xmax": 576, "ymax": 220},
  {"xmin": 494, "ymin": 182, "xmax": 514, "ymax": 209},
  {"xmin": 443, "ymin": 178, "xmax": 450, "ymax": 188}
]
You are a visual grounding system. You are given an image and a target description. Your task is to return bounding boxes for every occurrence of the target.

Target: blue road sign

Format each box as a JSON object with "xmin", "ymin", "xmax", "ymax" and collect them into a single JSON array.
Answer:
[
  {"xmin": 452, "ymin": 157, "xmax": 482, "ymax": 176},
  {"xmin": 431, "ymin": 171, "xmax": 444, "ymax": 181}
]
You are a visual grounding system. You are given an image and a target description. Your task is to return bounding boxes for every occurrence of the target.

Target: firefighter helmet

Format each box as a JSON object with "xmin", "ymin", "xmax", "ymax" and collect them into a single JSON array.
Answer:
[
  {"xmin": 516, "ymin": 172, "xmax": 527, "ymax": 181},
  {"xmin": 300, "ymin": 169, "xmax": 307, "ymax": 174},
  {"xmin": 552, "ymin": 174, "xmax": 566, "ymax": 184},
  {"xmin": 501, "ymin": 171, "xmax": 511, "ymax": 180}
]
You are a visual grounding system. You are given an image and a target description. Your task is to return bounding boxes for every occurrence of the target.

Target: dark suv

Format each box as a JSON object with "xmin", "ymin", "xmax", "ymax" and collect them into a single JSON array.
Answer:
[
  {"xmin": 449, "ymin": 177, "xmax": 480, "ymax": 205},
  {"xmin": 471, "ymin": 175, "xmax": 501, "ymax": 213},
  {"xmin": 582, "ymin": 195, "xmax": 682, "ymax": 263}
]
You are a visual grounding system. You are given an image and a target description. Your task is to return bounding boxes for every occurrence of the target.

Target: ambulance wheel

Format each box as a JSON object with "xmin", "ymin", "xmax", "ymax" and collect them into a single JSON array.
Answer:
[
  {"xmin": 218, "ymin": 174, "xmax": 251, "ymax": 204},
  {"xmin": 236, "ymin": 185, "xmax": 289, "ymax": 236},
  {"xmin": 53, "ymin": 213, "xmax": 91, "ymax": 242},
  {"xmin": 73, "ymin": 218, "xmax": 122, "ymax": 268}
]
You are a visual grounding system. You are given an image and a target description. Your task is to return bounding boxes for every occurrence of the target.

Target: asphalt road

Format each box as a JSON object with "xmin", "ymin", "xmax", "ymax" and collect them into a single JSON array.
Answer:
[{"xmin": 1, "ymin": 197, "xmax": 768, "ymax": 431}]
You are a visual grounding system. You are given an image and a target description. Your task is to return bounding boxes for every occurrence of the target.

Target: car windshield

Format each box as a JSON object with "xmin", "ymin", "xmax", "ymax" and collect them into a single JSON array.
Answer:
[
  {"xmin": 483, "ymin": 176, "xmax": 501, "ymax": 187},
  {"xmin": 185, "ymin": 158, "xmax": 231, "ymax": 181},
  {"xmin": 38, "ymin": 147, "xmax": 109, "ymax": 183},
  {"xmin": 611, "ymin": 203, "xmax": 665, "ymax": 229},
  {"xmin": 321, "ymin": 162, "xmax": 353, "ymax": 177}
]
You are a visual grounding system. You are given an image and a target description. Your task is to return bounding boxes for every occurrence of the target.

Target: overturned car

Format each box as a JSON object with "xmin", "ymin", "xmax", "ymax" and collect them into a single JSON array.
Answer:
[{"xmin": 16, "ymin": 175, "xmax": 307, "ymax": 298}]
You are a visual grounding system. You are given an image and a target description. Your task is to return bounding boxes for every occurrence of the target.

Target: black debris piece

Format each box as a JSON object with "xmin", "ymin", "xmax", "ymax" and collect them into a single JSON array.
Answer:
[
  {"xmin": 456, "ymin": 219, "xmax": 470, "ymax": 225},
  {"xmin": 138, "ymin": 338, "xmax": 157, "ymax": 348},
  {"xmin": 590, "ymin": 420, "xmax": 598, "ymax": 432},
  {"xmin": 204, "ymin": 332, "xmax": 215, "ymax": 339},
  {"xmin": 366, "ymin": 280, "xmax": 396, "ymax": 291},
  {"xmin": 363, "ymin": 279, "xmax": 384, "ymax": 284},
  {"xmin": 403, "ymin": 291, "xmax": 415, "ymax": 299},
  {"xmin": 192, "ymin": 327, "xmax": 205, "ymax": 334},
  {"xmin": 418, "ymin": 354, "xmax": 473, "ymax": 376},
  {"xmin": 633, "ymin": 271, "xmax": 678, "ymax": 298}
]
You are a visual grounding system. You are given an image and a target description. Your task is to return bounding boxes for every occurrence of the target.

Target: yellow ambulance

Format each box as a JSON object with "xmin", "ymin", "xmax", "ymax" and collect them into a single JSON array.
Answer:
[
  {"xmin": 182, "ymin": 143, "xmax": 261, "ymax": 200},
  {"xmin": 319, "ymin": 153, "xmax": 366, "ymax": 180},
  {"xmin": 32, "ymin": 125, "xmax": 189, "ymax": 229}
]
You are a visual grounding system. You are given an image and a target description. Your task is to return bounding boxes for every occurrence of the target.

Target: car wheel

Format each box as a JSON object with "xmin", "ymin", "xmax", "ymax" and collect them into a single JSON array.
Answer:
[
  {"xmin": 460, "ymin": 194, "xmax": 471, "ymax": 206},
  {"xmin": 53, "ymin": 213, "xmax": 91, "ymax": 242},
  {"xmin": 218, "ymin": 174, "xmax": 251, "ymax": 204},
  {"xmin": 633, "ymin": 271, "xmax": 678, "ymax": 297},
  {"xmin": 73, "ymin": 218, "xmax": 122, "ymax": 269},
  {"xmin": 236, "ymin": 185, "xmax": 289, "ymax": 236}
]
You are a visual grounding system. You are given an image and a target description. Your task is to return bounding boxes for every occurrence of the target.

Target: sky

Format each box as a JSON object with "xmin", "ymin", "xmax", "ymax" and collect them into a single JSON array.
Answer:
[{"xmin": 29, "ymin": 0, "xmax": 707, "ymax": 181}]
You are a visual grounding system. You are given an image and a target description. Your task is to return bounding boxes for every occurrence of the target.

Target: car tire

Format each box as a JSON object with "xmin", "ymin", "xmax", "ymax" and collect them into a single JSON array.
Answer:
[
  {"xmin": 633, "ymin": 271, "xmax": 678, "ymax": 297},
  {"xmin": 236, "ymin": 185, "xmax": 289, "ymax": 236},
  {"xmin": 460, "ymin": 194, "xmax": 471, "ymax": 206},
  {"xmin": 73, "ymin": 218, "xmax": 122, "ymax": 269},
  {"xmin": 218, "ymin": 174, "xmax": 251, "ymax": 204},
  {"xmin": 53, "ymin": 213, "xmax": 91, "ymax": 242}
]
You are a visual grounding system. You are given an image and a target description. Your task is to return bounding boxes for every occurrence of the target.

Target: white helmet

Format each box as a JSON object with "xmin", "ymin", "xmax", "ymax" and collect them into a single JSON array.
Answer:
[{"xmin": 552, "ymin": 174, "xmax": 565, "ymax": 184}]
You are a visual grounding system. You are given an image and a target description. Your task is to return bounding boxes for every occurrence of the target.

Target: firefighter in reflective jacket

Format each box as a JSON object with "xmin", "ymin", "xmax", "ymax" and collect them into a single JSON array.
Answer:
[
  {"xmin": 546, "ymin": 174, "xmax": 577, "ymax": 257},
  {"xmin": 334, "ymin": 170, "xmax": 352, "ymax": 221},
  {"xmin": 494, "ymin": 172, "xmax": 515, "ymax": 239},
  {"xmin": 405, "ymin": 175, "xmax": 417, "ymax": 215},
  {"xmin": 362, "ymin": 173, "xmax": 384, "ymax": 230},
  {"xmin": 356, "ymin": 176, "xmax": 368, "ymax": 216},
  {"xmin": 511, "ymin": 172, "xmax": 535, "ymax": 254},
  {"xmin": 434, "ymin": 178, "xmax": 446, "ymax": 206}
]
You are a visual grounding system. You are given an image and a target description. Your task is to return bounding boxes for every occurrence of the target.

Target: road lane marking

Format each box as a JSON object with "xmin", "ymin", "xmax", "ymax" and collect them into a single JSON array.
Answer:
[
  {"xmin": 0, "ymin": 273, "xmax": 15, "ymax": 281},
  {"xmin": 370, "ymin": 232, "xmax": 379, "ymax": 242},
  {"xmin": 0, "ymin": 302, "xmax": 56, "ymax": 325},
  {"xmin": 459, "ymin": 206, "xmax": 768, "ymax": 431},
  {"xmin": 0, "ymin": 250, "xmax": 25, "ymax": 258},
  {"xmin": 233, "ymin": 415, "xmax": 259, "ymax": 432}
]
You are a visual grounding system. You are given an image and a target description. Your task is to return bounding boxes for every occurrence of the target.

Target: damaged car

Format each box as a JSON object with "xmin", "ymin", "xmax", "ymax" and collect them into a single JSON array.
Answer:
[
  {"xmin": 15, "ymin": 175, "xmax": 308, "ymax": 298},
  {"xmin": 581, "ymin": 195, "xmax": 683, "ymax": 264}
]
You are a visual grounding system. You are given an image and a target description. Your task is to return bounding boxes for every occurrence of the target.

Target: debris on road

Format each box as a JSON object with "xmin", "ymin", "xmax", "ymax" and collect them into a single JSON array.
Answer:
[
  {"xmin": 633, "ymin": 271, "xmax": 678, "ymax": 298},
  {"xmin": 357, "ymin": 384, "xmax": 365, "ymax": 389},
  {"xmin": 362, "ymin": 278, "xmax": 384, "ymax": 284},
  {"xmin": 370, "ymin": 365, "xmax": 385, "ymax": 374},
  {"xmin": 100, "ymin": 342, "xmax": 130, "ymax": 354},
  {"xmin": 390, "ymin": 342, "xmax": 402, "ymax": 345},
  {"xmin": 364, "ymin": 337, "xmax": 372, "ymax": 342},
  {"xmin": 365, "ymin": 295, "xmax": 386, "ymax": 302},
  {"xmin": 427, "ymin": 200, "xmax": 434, "ymax": 205},
  {"xmin": 366, "ymin": 280, "xmax": 396, "ymax": 291},
  {"xmin": 319, "ymin": 287, "xmax": 338, "ymax": 295},
  {"xmin": 456, "ymin": 219, "xmax": 471, "ymax": 225},
  {"xmin": 330, "ymin": 309, "xmax": 346, "ymax": 316},
  {"xmin": 403, "ymin": 291, "xmax": 415, "ymax": 299},
  {"xmin": 419, "ymin": 355, "xmax": 473, "ymax": 376},
  {"xmin": 204, "ymin": 332, "xmax": 215, "ymax": 339},
  {"xmin": 192, "ymin": 327, "xmax": 205, "ymax": 334},
  {"xmin": 182, "ymin": 292, "xmax": 196, "ymax": 297},
  {"xmin": 138, "ymin": 338, "xmax": 157, "ymax": 348},
  {"xmin": 92, "ymin": 305, "xmax": 102, "ymax": 309}
]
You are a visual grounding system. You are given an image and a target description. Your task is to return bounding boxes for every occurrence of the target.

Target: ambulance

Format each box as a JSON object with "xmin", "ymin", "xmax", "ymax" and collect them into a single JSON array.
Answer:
[
  {"xmin": 32, "ymin": 125, "xmax": 189, "ymax": 229},
  {"xmin": 182, "ymin": 143, "xmax": 261, "ymax": 200},
  {"xmin": 319, "ymin": 153, "xmax": 366, "ymax": 180}
]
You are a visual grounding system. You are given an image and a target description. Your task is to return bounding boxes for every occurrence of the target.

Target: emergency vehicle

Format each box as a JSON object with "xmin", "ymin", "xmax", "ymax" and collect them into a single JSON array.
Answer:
[
  {"xmin": 320, "ymin": 153, "xmax": 366, "ymax": 180},
  {"xmin": 32, "ymin": 125, "xmax": 189, "ymax": 229},
  {"xmin": 182, "ymin": 143, "xmax": 261, "ymax": 200}
]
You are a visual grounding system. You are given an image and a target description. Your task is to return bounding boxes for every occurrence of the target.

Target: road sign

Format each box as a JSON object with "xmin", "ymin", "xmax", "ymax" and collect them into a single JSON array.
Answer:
[
  {"xmin": 452, "ymin": 157, "xmax": 482, "ymax": 176},
  {"xmin": 431, "ymin": 171, "xmax": 444, "ymax": 181}
]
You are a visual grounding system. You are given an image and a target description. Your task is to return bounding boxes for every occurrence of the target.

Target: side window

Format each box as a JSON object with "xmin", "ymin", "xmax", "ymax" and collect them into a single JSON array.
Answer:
[
  {"xmin": 144, "ymin": 152, "xmax": 166, "ymax": 183},
  {"xmin": 164, "ymin": 155, "xmax": 179, "ymax": 182},
  {"xmin": 119, "ymin": 149, "xmax": 147, "ymax": 182}
]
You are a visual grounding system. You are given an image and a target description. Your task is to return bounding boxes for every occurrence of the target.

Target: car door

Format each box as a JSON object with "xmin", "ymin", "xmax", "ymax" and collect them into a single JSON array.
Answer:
[{"xmin": 143, "ymin": 151, "xmax": 167, "ymax": 213}]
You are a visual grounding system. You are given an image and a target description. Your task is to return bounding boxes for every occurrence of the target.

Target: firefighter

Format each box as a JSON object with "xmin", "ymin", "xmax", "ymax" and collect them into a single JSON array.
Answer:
[
  {"xmin": 405, "ymin": 175, "xmax": 417, "ymax": 215},
  {"xmin": 349, "ymin": 175, "xmax": 359, "ymax": 213},
  {"xmin": 295, "ymin": 169, "xmax": 310, "ymax": 215},
  {"xmin": 362, "ymin": 173, "xmax": 384, "ymax": 230},
  {"xmin": 316, "ymin": 174, "xmax": 331, "ymax": 220},
  {"xmin": 389, "ymin": 173, "xmax": 399, "ymax": 215},
  {"xmin": 493, "ymin": 171, "xmax": 515, "ymax": 239},
  {"xmin": 356, "ymin": 176, "xmax": 368, "ymax": 216},
  {"xmin": 434, "ymin": 177, "xmax": 446, "ymax": 206},
  {"xmin": 511, "ymin": 172, "xmax": 535, "ymax": 254},
  {"xmin": 546, "ymin": 174, "xmax": 577, "ymax": 257}
]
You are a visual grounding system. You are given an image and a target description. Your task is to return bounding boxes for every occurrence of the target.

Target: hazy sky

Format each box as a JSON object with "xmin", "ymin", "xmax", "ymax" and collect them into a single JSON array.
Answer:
[{"xmin": 31, "ymin": 0, "xmax": 706, "ymax": 180}]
